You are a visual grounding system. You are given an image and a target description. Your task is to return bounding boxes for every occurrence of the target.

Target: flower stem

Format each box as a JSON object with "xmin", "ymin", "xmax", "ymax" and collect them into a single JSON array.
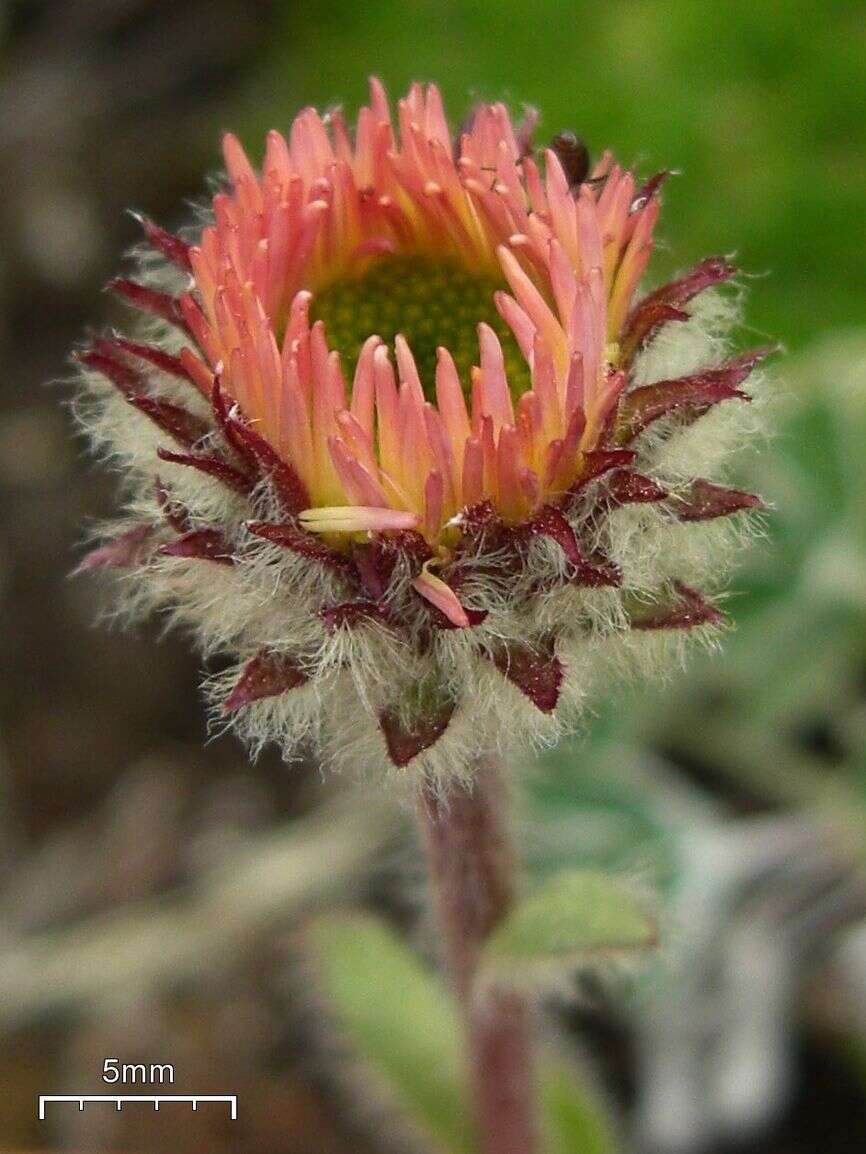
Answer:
[{"xmin": 419, "ymin": 753, "xmax": 538, "ymax": 1154}]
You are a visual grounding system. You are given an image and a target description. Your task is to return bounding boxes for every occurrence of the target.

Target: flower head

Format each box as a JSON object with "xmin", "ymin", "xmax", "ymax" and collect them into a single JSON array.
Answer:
[{"xmin": 75, "ymin": 80, "xmax": 771, "ymax": 782}]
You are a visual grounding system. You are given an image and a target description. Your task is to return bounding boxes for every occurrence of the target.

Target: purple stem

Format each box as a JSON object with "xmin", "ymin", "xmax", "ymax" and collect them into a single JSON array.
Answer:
[{"xmin": 419, "ymin": 753, "xmax": 538, "ymax": 1154}]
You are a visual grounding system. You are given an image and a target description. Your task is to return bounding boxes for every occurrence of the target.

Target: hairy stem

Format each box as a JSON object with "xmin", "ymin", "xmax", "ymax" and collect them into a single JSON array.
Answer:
[{"xmin": 419, "ymin": 753, "xmax": 538, "ymax": 1154}]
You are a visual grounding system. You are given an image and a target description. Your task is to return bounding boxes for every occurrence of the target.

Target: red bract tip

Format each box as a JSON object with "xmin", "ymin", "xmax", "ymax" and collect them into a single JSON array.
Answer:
[
  {"xmin": 156, "ymin": 448, "xmax": 254, "ymax": 496},
  {"xmin": 134, "ymin": 214, "xmax": 193, "ymax": 272},
  {"xmin": 246, "ymin": 521, "xmax": 352, "ymax": 573},
  {"xmin": 620, "ymin": 302, "xmax": 689, "ymax": 362},
  {"xmin": 223, "ymin": 651, "xmax": 308, "ymax": 713},
  {"xmin": 80, "ymin": 344, "xmax": 210, "ymax": 447},
  {"xmin": 631, "ymin": 582, "xmax": 724, "ymax": 630},
  {"xmin": 107, "ymin": 335, "xmax": 195, "ymax": 381},
  {"xmin": 128, "ymin": 395, "xmax": 210, "ymax": 449},
  {"xmin": 318, "ymin": 600, "xmax": 391, "ymax": 632},
  {"xmin": 76, "ymin": 343, "xmax": 144, "ymax": 398},
  {"xmin": 570, "ymin": 450, "xmax": 637, "ymax": 493},
  {"xmin": 379, "ymin": 701, "xmax": 455, "ymax": 766},
  {"xmin": 515, "ymin": 505, "xmax": 621, "ymax": 587},
  {"xmin": 106, "ymin": 278, "xmax": 183, "ymax": 325},
  {"xmin": 520, "ymin": 504, "xmax": 584, "ymax": 566},
  {"xmin": 158, "ymin": 529, "xmax": 234, "ymax": 565},
  {"xmin": 630, "ymin": 256, "xmax": 738, "ymax": 319},
  {"xmin": 614, "ymin": 349, "xmax": 773, "ymax": 444},
  {"xmin": 633, "ymin": 170, "xmax": 671, "ymax": 208},
  {"xmin": 673, "ymin": 478, "xmax": 764, "ymax": 522},
  {"xmin": 569, "ymin": 555, "xmax": 622, "ymax": 588},
  {"xmin": 491, "ymin": 642, "xmax": 563, "ymax": 713},
  {"xmin": 75, "ymin": 524, "xmax": 155, "ymax": 572},
  {"xmin": 606, "ymin": 469, "xmax": 668, "ymax": 505},
  {"xmin": 224, "ymin": 413, "xmax": 310, "ymax": 515}
]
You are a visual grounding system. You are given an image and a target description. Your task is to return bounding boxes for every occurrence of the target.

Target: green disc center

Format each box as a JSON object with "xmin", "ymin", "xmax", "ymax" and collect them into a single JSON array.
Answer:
[{"xmin": 310, "ymin": 254, "xmax": 531, "ymax": 401}]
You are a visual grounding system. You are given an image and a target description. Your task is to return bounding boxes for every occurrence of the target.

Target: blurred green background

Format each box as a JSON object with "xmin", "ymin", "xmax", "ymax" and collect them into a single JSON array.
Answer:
[{"xmin": 1, "ymin": 2, "xmax": 865, "ymax": 1152}]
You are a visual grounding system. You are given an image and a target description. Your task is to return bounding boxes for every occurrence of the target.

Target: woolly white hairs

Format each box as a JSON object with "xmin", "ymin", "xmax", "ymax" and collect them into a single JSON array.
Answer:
[
  {"xmin": 74, "ymin": 284, "xmax": 768, "ymax": 788},
  {"xmin": 71, "ymin": 98, "xmax": 773, "ymax": 787}
]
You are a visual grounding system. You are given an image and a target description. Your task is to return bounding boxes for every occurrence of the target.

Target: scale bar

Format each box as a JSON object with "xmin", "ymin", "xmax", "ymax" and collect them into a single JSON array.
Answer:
[{"xmin": 38, "ymin": 1095, "xmax": 237, "ymax": 1120}]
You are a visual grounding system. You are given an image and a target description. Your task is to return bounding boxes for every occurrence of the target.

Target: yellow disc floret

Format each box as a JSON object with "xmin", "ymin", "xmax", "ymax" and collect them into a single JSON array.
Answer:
[{"xmin": 311, "ymin": 253, "xmax": 531, "ymax": 400}]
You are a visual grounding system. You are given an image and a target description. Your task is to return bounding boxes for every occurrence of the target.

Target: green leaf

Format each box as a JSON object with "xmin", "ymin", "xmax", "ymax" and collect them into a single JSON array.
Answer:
[
  {"xmin": 482, "ymin": 870, "xmax": 656, "ymax": 983},
  {"xmin": 540, "ymin": 1059, "xmax": 622, "ymax": 1154},
  {"xmin": 305, "ymin": 913, "xmax": 476, "ymax": 1154},
  {"xmin": 308, "ymin": 912, "xmax": 627, "ymax": 1154}
]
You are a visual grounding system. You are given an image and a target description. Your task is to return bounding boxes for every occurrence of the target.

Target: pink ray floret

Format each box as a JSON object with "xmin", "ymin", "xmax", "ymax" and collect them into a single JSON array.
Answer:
[{"xmin": 177, "ymin": 81, "xmax": 662, "ymax": 620}]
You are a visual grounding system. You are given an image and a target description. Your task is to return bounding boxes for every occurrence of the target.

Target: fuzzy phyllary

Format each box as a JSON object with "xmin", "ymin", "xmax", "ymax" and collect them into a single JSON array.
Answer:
[{"xmin": 75, "ymin": 80, "xmax": 771, "ymax": 785}]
